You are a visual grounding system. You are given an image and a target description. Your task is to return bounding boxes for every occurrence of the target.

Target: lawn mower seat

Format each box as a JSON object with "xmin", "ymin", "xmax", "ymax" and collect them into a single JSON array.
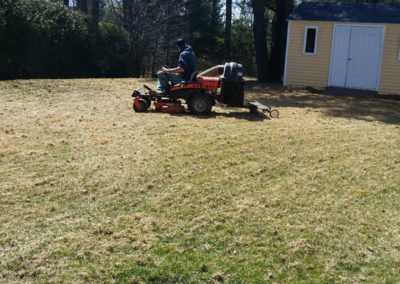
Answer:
[
  {"xmin": 189, "ymin": 71, "xmax": 198, "ymax": 82},
  {"xmin": 172, "ymin": 71, "xmax": 198, "ymax": 88}
]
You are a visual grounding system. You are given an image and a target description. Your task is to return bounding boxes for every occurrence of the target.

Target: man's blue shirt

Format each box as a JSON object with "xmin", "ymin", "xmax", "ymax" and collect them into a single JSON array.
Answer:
[{"xmin": 178, "ymin": 45, "xmax": 197, "ymax": 81}]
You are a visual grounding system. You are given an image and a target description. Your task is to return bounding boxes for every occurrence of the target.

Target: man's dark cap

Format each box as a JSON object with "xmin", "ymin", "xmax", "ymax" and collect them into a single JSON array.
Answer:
[{"xmin": 176, "ymin": 38, "xmax": 186, "ymax": 49}]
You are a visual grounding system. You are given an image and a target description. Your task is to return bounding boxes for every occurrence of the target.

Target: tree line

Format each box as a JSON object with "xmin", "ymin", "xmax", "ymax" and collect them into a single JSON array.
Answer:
[{"xmin": 1, "ymin": 0, "xmax": 395, "ymax": 82}]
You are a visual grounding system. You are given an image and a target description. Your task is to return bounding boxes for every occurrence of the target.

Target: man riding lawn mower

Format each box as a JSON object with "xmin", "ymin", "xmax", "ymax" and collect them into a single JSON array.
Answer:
[{"xmin": 132, "ymin": 39, "xmax": 279, "ymax": 118}]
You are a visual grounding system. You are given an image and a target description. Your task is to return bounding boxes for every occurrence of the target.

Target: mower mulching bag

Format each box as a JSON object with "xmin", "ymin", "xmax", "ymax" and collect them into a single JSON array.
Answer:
[{"xmin": 220, "ymin": 62, "xmax": 245, "ymax": 107}]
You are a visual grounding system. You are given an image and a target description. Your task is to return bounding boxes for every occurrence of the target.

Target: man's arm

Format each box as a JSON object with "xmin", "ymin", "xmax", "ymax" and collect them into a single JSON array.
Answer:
[{"xmin": 162, "ymin": 66, "xmax": 184, "ymax": 74}]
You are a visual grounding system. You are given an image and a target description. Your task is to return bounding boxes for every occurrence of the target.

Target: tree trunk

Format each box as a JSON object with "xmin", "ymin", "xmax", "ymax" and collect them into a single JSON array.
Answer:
[
  {"xmin": 92, "ymin": 0, "xmax": 100, "ymax": 24},
  {"xmin": 63, "ymin": 0, "xmax": 69, "ymax": 6},
  {"xmin": 151, "ymin": 37, "xmax": 159, "ymax": 76},
  {"xmin": 269, "ymin": 0, "xmax": 293, "ymax": 82},
  {"xmin": 165, "ymin": 0, "xmax": 171, "ymax": 65},
  {"xmin": 211, "ymin": 0, "xmax": 218, "ymax": 27},
  {"xmin": 252, "ymin": 0, "xmax": 269, "ymax": 82},
  {"xmin": 224, "ymin": 0, "xmax": 232, "ymax": 61},
  {"xmin": 76, "ymin": 0, "xmax": 88, "ymax": 13},
  {"xmin": 123, "ymin": 0, "xmax": 133, "ymax": 29},
  {"xmin": 186, "ymin": 0, "xmax": 194, "ymax": 43}
]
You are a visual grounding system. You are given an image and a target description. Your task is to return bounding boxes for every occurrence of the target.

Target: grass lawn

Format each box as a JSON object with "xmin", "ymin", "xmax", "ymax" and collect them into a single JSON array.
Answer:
[{"xmin": 1, "ymin": 78, "xmax": 400, "ymax": 283}]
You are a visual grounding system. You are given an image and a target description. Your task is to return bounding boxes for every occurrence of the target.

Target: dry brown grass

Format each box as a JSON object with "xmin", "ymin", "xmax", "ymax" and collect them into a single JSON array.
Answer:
[{"xmin": 1, "ymin": 78, "xmax": 400, "ymax": 283}]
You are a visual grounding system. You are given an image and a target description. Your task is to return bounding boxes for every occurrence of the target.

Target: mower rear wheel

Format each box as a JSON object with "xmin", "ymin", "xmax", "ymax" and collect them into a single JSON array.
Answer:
[
  {"xmin": 188, "ymin": 95, "xmax": 212, "ymax": 115},
  {"xmin": 133, "ymin": 98, "xmax": 148, "ymax": 112}
]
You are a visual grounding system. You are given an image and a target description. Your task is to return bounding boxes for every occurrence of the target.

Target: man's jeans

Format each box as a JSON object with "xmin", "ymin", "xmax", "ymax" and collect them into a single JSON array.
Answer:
[{"xmin": 157, "ymin": 71, "xmax": 184, "ymax": 92}]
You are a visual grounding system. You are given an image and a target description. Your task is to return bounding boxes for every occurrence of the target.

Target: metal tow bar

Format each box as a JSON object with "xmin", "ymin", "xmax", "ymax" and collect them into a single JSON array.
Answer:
[{"xmin": 248, "ymin": 101, "xmax": 279, "ymax": 118}]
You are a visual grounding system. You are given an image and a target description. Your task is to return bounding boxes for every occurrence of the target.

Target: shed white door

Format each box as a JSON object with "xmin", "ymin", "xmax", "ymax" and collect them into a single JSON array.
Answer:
[
  {"xmin": 329, "ymin": 26, "xmax": 351, "ymax": 87},
  {"xmin": 329, "ymin": 25, "xmax": 384, "ymax": 91}
]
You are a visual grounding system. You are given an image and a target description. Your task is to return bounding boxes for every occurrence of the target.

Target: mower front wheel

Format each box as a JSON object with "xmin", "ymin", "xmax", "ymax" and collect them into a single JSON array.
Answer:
[
  {"xmin": 133, "ymin": 98, "xmax": 148, "ymax": 112},
  {"xmin": 269, "ymin": 109, "xmax": 279, "ymax": 119},
  {"xmin": 188, "ymin": 95, "xmax": 212, "ymax": 115},
  {"xmin": 143, "ymin": 97, "xmax": 152, "ymax": 109}
]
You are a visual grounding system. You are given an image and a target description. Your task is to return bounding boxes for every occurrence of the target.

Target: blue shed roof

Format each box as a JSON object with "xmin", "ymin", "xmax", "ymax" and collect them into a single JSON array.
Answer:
[{"xmin": 289, "ymin": 2, "xmax": 400, "ymax": 24}]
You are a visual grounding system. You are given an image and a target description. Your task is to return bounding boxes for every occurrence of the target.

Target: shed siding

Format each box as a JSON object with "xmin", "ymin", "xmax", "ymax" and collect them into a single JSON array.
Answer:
[
  {"xmin": 286, "ymin": 20, "xmax": 400, "ymax": 95},
  {"xmin": 285, "ymin": 21, "xmax": 333, "ymax": 89},
  {"xmin": 379, "ymin": 24, "xmax": 400, "ymax": 95}
]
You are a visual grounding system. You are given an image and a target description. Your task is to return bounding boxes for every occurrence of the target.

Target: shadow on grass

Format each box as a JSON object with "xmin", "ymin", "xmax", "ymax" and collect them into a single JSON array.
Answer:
[
  {"xmin": 245, "ymin": 81, "xmax": 400, "ymax": 125},
  {"xmin": 194, "ymin": 111, "xmax": 269, "ymax": 122},
  {"xmin": 147, "ymin": 109, "xmax": 269, "ymax": 122}
]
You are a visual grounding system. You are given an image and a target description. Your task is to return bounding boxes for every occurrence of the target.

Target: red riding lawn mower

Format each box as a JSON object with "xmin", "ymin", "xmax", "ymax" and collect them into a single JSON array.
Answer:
[{"xmin": 132, "ymin": 62, "xmax": 279, "ymax": 118}]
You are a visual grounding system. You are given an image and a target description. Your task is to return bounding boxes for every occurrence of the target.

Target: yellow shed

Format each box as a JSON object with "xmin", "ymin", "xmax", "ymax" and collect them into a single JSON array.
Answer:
[{"xmin": 284, "ymin": 2, "xmax": 400, "ymax": 95}]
